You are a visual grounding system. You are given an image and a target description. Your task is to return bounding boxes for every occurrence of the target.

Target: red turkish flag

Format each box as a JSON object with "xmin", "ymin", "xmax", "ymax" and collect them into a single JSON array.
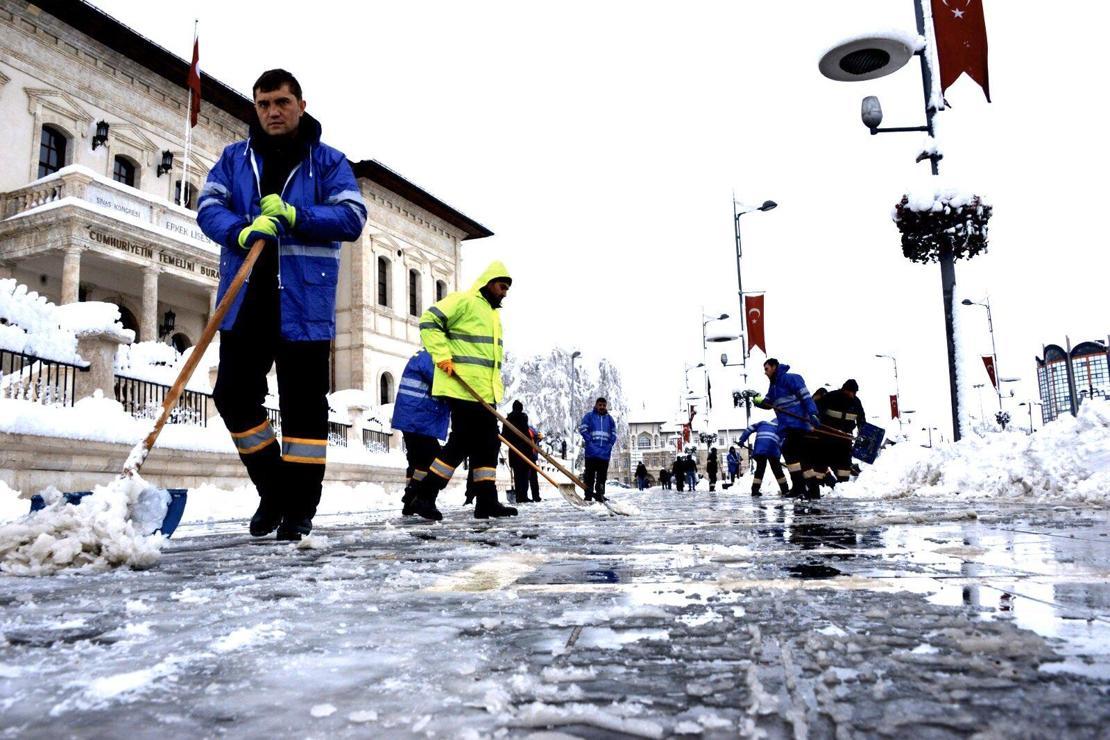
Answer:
[
  {"xmin": 744, "ymin": 294, "xmax": 766, "ymax": 354},
  {"xmin": 187, "ymin": 37, "xmax": 201, "ymax": 127},
  {"xmin": 890, "ymin": 395, "xmax": 900, "ymax": 419},
  {"xmin": 982, "ymin": 355, "xmax": 998, "ymax": 389},
  {"xmin": 930, "ymin": 0, "xmax": 991, "ymax": 101}
]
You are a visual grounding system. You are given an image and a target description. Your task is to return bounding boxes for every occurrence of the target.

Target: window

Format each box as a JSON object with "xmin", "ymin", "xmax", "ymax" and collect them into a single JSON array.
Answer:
[
  {"xmin": 408, "ymin": 269, "xmax": 421, "ymax": 317},
  {"xmin": 380, "ymin": 372, "xmax": 394, "ymax": 405},
  {"xmin": 377, "ymin": 256, "xmax": 390, "ymax": 307},
  {"xmin": 38, "ymin": 125, "xmax": 67, "ymax": 178},
  {"xmin": 174, "ymin": 180, "xmax": 196, "ymax": 210},
  {"xmin": 113, "ymin": 156, "xmax": 136, "ymax": 187},
  {"xmin": 638, "ymin": 433, "xmax": 652, "ymax": 449},
  {"xmin": 435, "ymin": 279, "xmax": 447, "ymax": 302},
  {"xmin": 171, "ymin": 332, "xmax": 192, "ymax": 353}
]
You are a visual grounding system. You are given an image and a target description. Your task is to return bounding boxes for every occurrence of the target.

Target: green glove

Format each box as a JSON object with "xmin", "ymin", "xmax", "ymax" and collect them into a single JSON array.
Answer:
[
  {"xmin": 260, "ymin": 194, "xmax": 296, "ymax": 228},
  {"xmin": 237, "ymin": 215, "xmax": 280, "ymax": 249},
  {"xmin": 753, "ymin": 394, "xmax": 765, "ymax": 406}
]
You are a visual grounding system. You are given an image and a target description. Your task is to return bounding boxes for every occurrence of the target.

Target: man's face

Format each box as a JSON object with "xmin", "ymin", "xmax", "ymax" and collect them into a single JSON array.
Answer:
[
  {"xmin": 254, "ymin": 84, "xmax": 305, "ymax": 136},
  {"xmin": 595, "ymin": 400, "xmax": 608, "ymax": 415},
  {"xmin": 763, "ymin": 363, "xmax": 776, "ymax": 380},
  {"xmin": 486, "ymin": 280, "xmax": 511, "ymax": 301}
]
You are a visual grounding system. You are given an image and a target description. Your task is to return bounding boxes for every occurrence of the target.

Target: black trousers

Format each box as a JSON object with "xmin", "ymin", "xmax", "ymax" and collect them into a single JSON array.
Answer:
[
  {"xmin": 752, "ymin": 455, "xmax": 788, "ymax": 493},
  {"xmin": 511, "ymin": 459, "xmax": 540, "ymax": 501},
  {"xmin": 420, "ymin": 399, "xmax": 500, "ymax": 502},
  {"xmin": 583, "ymin": 457, "xmax": 610, "ymax": 499},
  {"xmin": 402, "ymin": 432, "xmax": 442, "ymax": 486},
  {"xmin": 213, "ymin": 328, "xmax": 330, "ymax": 523}
]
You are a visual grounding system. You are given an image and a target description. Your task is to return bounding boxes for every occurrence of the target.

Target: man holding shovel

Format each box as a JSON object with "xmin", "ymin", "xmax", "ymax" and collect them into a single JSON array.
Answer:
[
  {"xmin": 197, "ymin": 69, "xmax": 366, "ymax": 540},
  {"xmin": 747, "ymin": 358, "xmax": 821, "ymax": 499},
  {"xmin": 407, "ymin": 261, "xmax": 518, "ymax": 521}
]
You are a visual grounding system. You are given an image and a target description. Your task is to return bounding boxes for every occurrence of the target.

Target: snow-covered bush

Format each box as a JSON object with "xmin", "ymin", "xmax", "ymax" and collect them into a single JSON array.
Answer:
[{"xmin": 892, "ymin": 188, "xmax": 992, "ymax": 264}]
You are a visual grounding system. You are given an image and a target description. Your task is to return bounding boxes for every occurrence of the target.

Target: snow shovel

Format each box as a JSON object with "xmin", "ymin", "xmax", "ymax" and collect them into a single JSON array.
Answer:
[
  {"xmin": 452, "ymin": 374, "xmax": 630, "ymax": 516},
  {"xmin": 498, "ymin": 433, "xmax": 589, "ymax": 509},
  {"xmin": 51, "ymin": 239, "xmax": 268, "ymax": 537}
]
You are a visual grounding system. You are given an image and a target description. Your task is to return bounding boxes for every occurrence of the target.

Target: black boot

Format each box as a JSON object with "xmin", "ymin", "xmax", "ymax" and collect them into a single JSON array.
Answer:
[
  {"xmin": 803, "ymin": 478, "xmax": 822, "ymax": 500},
  {"xmin": 750, "ymin": 488, "xmax": 761, "ymax": 497},
  {"xmin": 250, "ymin": 495, "xmax": 283, "ymax": 537},
  {"xmin": 474, "ymin": 490, "xmax": 517, "ymax": 519},
  {"xmin": 401, "ymin": 486, "xmax": 418, "ymax": 516},
  {"xmin": 413, "ymin": 489, "xmax": 443, "ymax": 521}
]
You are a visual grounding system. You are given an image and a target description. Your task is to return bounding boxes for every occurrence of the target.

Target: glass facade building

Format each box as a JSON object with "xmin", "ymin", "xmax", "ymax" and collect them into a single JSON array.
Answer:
[{"xmin": 1036, "ymin": 340, "xmax": 1109, "ymax": 423}]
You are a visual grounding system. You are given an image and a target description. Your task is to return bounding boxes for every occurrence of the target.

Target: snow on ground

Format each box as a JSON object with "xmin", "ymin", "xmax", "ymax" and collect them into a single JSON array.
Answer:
[
  {"xmin": 840, "ymin": 398, "xmax": 1110, "ymax": 506},
  {"xmin": 0, "ymin": 476, "xmax": 165, "ymax": 575}
]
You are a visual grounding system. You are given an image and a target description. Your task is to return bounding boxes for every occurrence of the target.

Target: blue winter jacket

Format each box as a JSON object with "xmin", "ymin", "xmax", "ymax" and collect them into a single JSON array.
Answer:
[
  {"xmin": 196, "ymin": 114, "xmax": 367, "ymax": 341},
  {"xmin": 390, "ymin": 350, "xmax": 449, "ymax": 440},
  {"xmin": 738, "ymin": 420, "xmax": 784, "ymax": 458},
  {"xmin": 756, "ymin": 363, "xmax": 818, "ymax": 431},
  {"xmin": 726, "ymin": 449, "xmax": 740, "ymax": 474},
  {"xmin": 579, "ymin": 410, "xmax": 618, "ymax": 460}
]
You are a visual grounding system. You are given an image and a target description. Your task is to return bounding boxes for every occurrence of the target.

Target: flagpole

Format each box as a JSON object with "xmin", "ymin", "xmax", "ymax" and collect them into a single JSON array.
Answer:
[{"xmin": 179, "ymin": 20, "xmax": 198, "ymax": 208}]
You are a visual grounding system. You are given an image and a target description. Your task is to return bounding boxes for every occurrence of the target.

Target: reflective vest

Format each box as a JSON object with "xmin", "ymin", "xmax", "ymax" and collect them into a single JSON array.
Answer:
[{"xmin": 419, "ymin": 260, "xmax": 509, "ymax": 404}]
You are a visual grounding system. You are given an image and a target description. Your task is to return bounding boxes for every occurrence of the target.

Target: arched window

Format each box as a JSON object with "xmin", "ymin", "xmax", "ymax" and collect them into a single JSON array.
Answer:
[
  {"xmin": 171, "ymin": 332, "xmax": 192, "ymax": 353},
  {"xmin": 380, "ymin": 372, "xmax": 394, "ymax": 405},
  {"xmin": 638, "ymin": 433, "xmax": 652, "ymax": 449},
  {"xmin": 174, "ymin": 180, "xmax": 196, "ymax": 210},
  {"xmin": 113, "ymin": 156, "xmax": 136, "ymax": 187},
  {"xmin": 38, "ymin": 125, "xmax": 68, "ymax": 178},
  {"xmin": 377, "ymin": 256, "xmax": 391, "ymax": 307},
  {"xmin": 435, "ymin": 279, "xmax": 447, "ymax": 302},
  {"xmin": 408, "ymin": 268, "xmax": 421, "ymax": 317},
  {"xmin": 113, "ymin": 156, "xmax": 137, "ymax": 187},
  {"xmin": 113, "ymin": 304, "xmax": 139, "ymax": 336}
]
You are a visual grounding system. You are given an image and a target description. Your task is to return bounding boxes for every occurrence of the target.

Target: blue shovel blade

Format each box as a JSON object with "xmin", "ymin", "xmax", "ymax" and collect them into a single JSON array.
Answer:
[{"xmin": 29, "ymin": 488, "xmax": 188, "ymax": 538}]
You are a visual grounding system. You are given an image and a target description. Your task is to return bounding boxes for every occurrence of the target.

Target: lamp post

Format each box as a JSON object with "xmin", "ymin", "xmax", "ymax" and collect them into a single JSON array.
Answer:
[
  {"xmin": 732, "ymin": 198, "xmax": 776, "ymax": 424},
  {"xmin": 875, "ymin": 353, "xmax": 902, "ymax": 433},
  {"xmin": 818, "ymin": 0, "xmax": 962, "ymax": 442},
  {"xmin": 702, "ymin": 312, "xmax": 738, "ymax": 432},
  {"xmin": 1018, "ymin": 401, "xmax": 1042, "ymax": 434},
  {"xmin": 921, "ymin": 425, "xmax": 937, "ymax": 448},
  {"xmin": 961, "ymin": 297, "xmax": 1001, "ymax": 412},
  {"xmin": 569, "ymin": 350, "xmax": 581, "ymax": 465}
]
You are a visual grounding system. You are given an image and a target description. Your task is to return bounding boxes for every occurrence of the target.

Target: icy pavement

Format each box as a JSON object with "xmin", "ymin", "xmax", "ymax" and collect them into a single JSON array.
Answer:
[{"xmin": 1, "ymin": 489, "xmax": 1108, "ymax": 738}]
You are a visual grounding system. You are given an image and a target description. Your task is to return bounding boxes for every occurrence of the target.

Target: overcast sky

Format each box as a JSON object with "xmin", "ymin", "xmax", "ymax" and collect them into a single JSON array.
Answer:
[{"xmin": 88, "ymin": 0, "xmax": 1110, "ymax": 440}]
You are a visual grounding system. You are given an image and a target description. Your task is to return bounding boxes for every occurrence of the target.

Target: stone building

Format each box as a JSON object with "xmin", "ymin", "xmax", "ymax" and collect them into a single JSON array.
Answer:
[{"xmin": 0, "ymin": 0, "xmax": 490, "ymax": 407}]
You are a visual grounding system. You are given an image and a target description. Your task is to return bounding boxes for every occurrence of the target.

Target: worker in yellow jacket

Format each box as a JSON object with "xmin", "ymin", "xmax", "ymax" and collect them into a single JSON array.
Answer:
[{"xmin": 407, "ymin": 260, "xmax": 518, "ymax": 521}]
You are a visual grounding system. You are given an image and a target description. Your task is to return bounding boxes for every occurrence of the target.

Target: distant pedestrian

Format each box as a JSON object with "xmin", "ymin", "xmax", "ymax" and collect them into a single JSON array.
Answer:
[
  {"xmin": 684, "ymin": 454, "xmax": 698, "ymax": 492},
  {"xmin": 672, "ymin": 458, "xmax": 685, "ymax": 492},
  {"xmin": 726, "ymin": 446, "xmax": 740, "ymax": 484},
  {"xmin": 505, "ymin": 400, "xmax": 533, "ymax": 504},
  {"xmin": 738, "ymin": 419, "xmax": 790, "ymax": 497},
  {"xmin": 579, "ymin": 397, "xmax": 618, "ymax": 502},
  {"xmin": 635, "ymin": 461, "xmax": 649, "ymax": 491},
  {"xmin": 659, "ymin": 467, "xmax": 672, "ymax": 490},
  {"xmin": 706, "ymin": 448, "xmax": 719, "ymax": 491}
]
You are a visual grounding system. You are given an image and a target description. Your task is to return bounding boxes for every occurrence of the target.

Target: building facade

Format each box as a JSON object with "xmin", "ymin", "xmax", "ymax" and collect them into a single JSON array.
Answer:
[
  {"xmin": 1036, "ymin": 340, "xmax": 1109, "ymax": 424},
  {"xmin": 0, "ymin": 0, "xmax": 489, "ymax": 410}
]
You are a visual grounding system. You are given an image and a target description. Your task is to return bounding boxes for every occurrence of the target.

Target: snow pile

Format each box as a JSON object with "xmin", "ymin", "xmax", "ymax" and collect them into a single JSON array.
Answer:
[
  {"xmin": 56, "ymin": 301, "xmax": 133, "ymax": 343},
  {"xmin": 114, "ymin": 340, "xmax": 214, "ymax": 392},
  {"xmin": 0, "ymin": 476, "xmax": 166, "ymax": 576},
  {"xmin": 0, "ymin": 278, "xmax": 80, "ymax": 363},
  {"xmin": 898, "ymin": 185, "xmax": 989, "ymax": 214},
  {"xmin": 840, "ymin": 399, "xmax": 1110, "ymax": 505}
]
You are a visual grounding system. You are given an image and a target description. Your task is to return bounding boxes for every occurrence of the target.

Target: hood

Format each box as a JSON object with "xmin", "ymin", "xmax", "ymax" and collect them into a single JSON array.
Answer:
[
  {"xmin": 248, "ymin": 112, "xmax": 323, "ymax": 149},
  {"xmin": 470, "ymin": 260, "xmax": 512, "ymax": 293},
  {"xmin": 773, "ymin": 363, "xmax": 791, "ymax": 381}
]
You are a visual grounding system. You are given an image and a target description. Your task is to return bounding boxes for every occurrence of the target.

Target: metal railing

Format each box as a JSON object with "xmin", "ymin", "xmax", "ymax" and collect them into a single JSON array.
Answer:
[
  {"xmin": 328, "ymin": 420, "xmax": 350, "ymax": 447},
  {"xmin": 114, "ymin": 374, "xmax": 208, "ymax": 426},
  {"xmin": 362, "ymin": 428, "xmax": 391, "ymax": 451},
  {"xmin": 0, "ymin": 348, "xmax": 87, "ymax": 406}
]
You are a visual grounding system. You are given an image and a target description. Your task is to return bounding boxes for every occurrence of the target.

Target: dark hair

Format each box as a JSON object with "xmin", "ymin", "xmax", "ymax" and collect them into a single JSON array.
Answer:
[
  {"xmin": 512, "ymin": 400, "xmax": 523, "ymax": 411},
  {"xmin": 842, "ymin": 379, "xmax": 859, "ymax": 392},
  {"xmin": 253, "ymin": 69, "xmax": 302, "ymax": 100},
  {"xmin": 596, "ymin": 397, "xmax": 607, "ymax": 404},
  {"xmin": 764, "ymin": 358, "xmax": 779, "ymax": 368}
]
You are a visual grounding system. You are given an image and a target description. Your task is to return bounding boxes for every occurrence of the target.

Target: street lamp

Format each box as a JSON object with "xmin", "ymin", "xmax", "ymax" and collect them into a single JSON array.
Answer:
[
  {"xmin": 921, "ymin": 425, "xmax": 938, "ymax": 448},
  {"xmin": 819, "ymin": 1, "xmax": 963, "ymax": 443},
  {"xmin": 731, "ymin": 198, "xmax": 775, "ymax": 425},
  {"xmin": 1018, "ymin": 401, "xmax": 1042, "ymax": 434},
  {"xmin": 875, "ymin": 353, "xmax": 902, "ymax": 433},
  {"xmin": 569, "ymin": 350, "xmax": 581, "ymax": 465},
  {"xmin": 961, "ymin": 297, "xmax": 1002, "ymax": 412},
  {"xmin": 701, "ymin": 312, "xmax": 738, "ymax": 429}
]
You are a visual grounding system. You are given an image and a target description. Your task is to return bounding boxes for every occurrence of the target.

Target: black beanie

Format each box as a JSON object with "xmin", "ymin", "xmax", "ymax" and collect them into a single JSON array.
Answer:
[
  {"xmin": 843, "ymin": 379, "xmax": 859, "ymax": 393},
  {"xmin": 512, "ymin": 400, "xmax": 523, "ymax": 412}
]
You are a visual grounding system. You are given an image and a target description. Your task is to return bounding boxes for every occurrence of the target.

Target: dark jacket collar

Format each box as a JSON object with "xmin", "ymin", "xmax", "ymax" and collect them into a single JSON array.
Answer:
[{"xmin": 248, "ymin": 112, "xmax": 323, "ymax": 154}]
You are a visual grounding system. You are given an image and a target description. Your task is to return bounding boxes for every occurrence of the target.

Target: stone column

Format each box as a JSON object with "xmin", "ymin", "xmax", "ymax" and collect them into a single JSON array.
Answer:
[
  {"xmin": 74, "ymin": 329, "xmax": 131, "ymax": 401},
  {"xmin": 208, "ymin": 287, "xmax": 218, "ymax": 324},
  {"xmin": 61, "ymin": 246, "xmax": 82, "ymax": 304},
  {"xmin": 141, "ymin": 265, "xmax": 159, "ymax": 342}
]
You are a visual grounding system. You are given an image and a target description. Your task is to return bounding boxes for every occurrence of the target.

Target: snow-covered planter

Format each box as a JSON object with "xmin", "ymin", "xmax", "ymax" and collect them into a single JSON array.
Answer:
[{"xmin": 892, "ymin": 188, "xmax": 992, "ymax": 264}]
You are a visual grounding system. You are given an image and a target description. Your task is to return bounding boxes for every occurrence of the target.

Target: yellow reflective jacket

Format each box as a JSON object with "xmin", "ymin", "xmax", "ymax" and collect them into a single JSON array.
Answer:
[{"xmin": 419, "ymin": 260, "xmax": 510, "ymax": 404}]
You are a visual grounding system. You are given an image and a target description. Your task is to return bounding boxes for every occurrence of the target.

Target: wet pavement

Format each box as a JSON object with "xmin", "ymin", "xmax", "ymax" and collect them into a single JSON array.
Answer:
[{"xmin": 1, "ymin": 488, "xmax": 1108, "ymax": 738}]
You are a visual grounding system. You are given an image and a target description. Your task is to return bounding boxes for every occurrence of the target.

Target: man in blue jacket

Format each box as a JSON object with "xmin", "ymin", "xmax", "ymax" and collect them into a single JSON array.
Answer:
[
  {"xmin": 579, "ymin": 397, "xmax": 618, "ymax": 502},
  {"xmin": 391, "ymin": 349, "xmax": 449, "ymax": 516},
  {"xmin": 198, "ymin": 69, "xmax": 367, "ymax": 540},
  {"xmin": 737, "ymin": 419, "xmax": 790, "ymax": 497},
  {"xmin": 749, "ymin": 358, "xmax": 821, "ymax": 499}
]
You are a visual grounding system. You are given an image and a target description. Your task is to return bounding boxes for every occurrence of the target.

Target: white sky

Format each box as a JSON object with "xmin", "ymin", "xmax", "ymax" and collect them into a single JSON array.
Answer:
[{"xmin": 88, "ymin": 0, "xmax": 1110, "ymax": 441}]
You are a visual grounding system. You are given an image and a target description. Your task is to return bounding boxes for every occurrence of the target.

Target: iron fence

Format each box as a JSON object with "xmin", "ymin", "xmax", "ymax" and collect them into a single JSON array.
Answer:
[
  {"xmin": 328, "ymin": 420, "xmax": 350, "ymax": 447},
  {"xmin": 362, "ymin": 428, "xmax": 392, "ymax": 451},
  {"xmin": 0, "ymin": 348, "xmax": 87, "ymax": 406},
  {"xmin": 114, "ymin": 374, "xmax": 208, "ymax": 426}
]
